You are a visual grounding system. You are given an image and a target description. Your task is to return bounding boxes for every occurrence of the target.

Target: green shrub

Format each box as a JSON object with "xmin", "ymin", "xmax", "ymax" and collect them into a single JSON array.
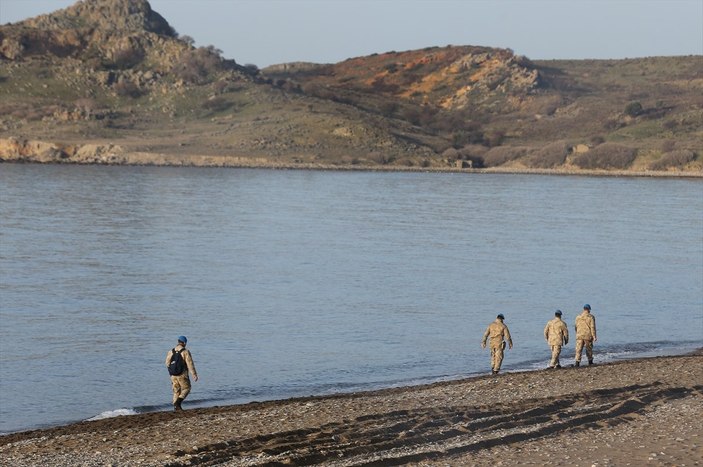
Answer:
[
  {"xmin": 451, "ymin": 130, "xmax": 484, "ymax": 148},
  {"xmin": 624, "ymin": 101, "xmax": 643, "ymax": 117},
  {"xmin": 483, "ymin": 129, "xmax": 505, "ymax": 147},
  {"xmin": 458, "ymin": 144, "xmax": 487, "ymax": 168},
  {"xmin": 401, "ymin": 107, "xmax": 421, "ymax": 125},
  {"xmin": 172, "ymin": 46, "xmax": 223, "ymax": 84},
  {"xmin": 525, "ymin": 141, "xmax": 569, "ymax": 168},
  {"xmin": 244, "ymin": 63, "xmax": 259, "ymax": 73},
  {"xmin": 662, "ymin": 119, "xmax": 677, "ymax": 130},
  {"xmin": 660, "ymin": 140, "xmax": 676, "ymax": 152},
  {"xmin": 648, "ymin": 150, "xmax": 696, "ymax": 170},
  {"xmin": 212, "ymin": 79, "xmax": 228, "ymax": 94},
  {"xmin": 442, "ymin": 147, "xmax": 459, "ymax": 160},
  {"xmin": 113, "ymin": 79, "xmax": 142, "ymax": 98},
  {"xmin": 401, "ymin": 105, "xmax": 439, "ymax": 127},
  {"xmin": 572, "ymin": 143, "xmax": 637, "ymax": 169},
  {"xmin": 370, "ymin": 77, "xmax": 399, "ymax": 93},
  {"xmin": 111, "ymin": 44, "xmax": 144, "ymax": 69},
  {"xmin": 368, "ymin": 152, "xmax": 395, "ymax": 165},
  {"xmin": 590, "ymin": 135, "xmax": 605, "ymax": 146},
  {"xmin": 482, "ymin": 146, "xmax": 528, "ymax": 167},
  {"xmin": 431, "ymin": 112, "xmax": 463, "ymax": 132},
  {"xmin": 379, "ymin": 101, "xmax": 398, "ymax": 117},
  {"xmin": 180, "ymin": 35, "xmax": 195, "ymax": 47},
  {"xmin": 603, "ymin": 117, "xmax": 625, "ymax": 130},
  {"xmin": 399, "ymin": 72, "xmax": 422, "ymax": 86},
  {"xmin": 458, "ymin": 144, "xmax": 488, "ymax": 158}
]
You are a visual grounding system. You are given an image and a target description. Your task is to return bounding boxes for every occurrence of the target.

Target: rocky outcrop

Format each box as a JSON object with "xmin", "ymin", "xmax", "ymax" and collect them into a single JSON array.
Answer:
[
  {"xmin": 439, "ymin": 53, "xmax": 541, "ymax": 110},
  {"xmin": 265, "ymin": 45, "xmax": 541, "ymax": 115},
  {"xmin": 0, "ymin": 0, "xmax": 181, "ymax": 69},
  {"xmin": 0, "ymin": 138, "xmax": 69, "ymax": 162},
  {"xmin": 0, "ymin": 28, "xmax": 86, "ymax": 59},
  {"xmin": 0, "ymin": 0, "xmax": 251, "ymax": 99},
  {"xmin": 0, "ymin": 138, "xmax": 288, "ymax": 167},
  {"xmin": 21, "ymin": 0, "xmax": 174, "ymax": 36},
  {"xmin": 0, "ymin": 137, "xmax": 124, "ymax": 163}
]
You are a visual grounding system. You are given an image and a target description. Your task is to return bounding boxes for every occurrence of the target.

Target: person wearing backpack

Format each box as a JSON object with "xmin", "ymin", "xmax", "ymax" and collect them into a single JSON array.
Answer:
[{"xmin": 165, "ymin": 336, "xmax": 198, "ymax": 411}]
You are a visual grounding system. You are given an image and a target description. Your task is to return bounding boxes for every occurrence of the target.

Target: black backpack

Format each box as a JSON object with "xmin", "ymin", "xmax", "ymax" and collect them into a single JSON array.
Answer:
[{"xmin": 168, "ymin": 348, "xmax": 186, "ymax": 376}]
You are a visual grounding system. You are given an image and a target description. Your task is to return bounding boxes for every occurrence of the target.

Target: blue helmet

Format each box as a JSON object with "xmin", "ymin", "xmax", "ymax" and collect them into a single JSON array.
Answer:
[
  {"xmin": 177, "ymin": 335, "xmax": 187, "ymax": 344},
  {"xmin": 583, "ymin": 304, "xmax": 591, "ymax": 310},
  {"xmin": 555, "ymin": 310, "xmax": 562, "ymax": 316}
]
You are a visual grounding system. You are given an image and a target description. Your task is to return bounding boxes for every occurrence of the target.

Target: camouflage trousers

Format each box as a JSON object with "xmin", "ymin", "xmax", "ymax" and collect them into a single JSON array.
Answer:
[
  {"xmin": 170, "ymin": 373, "xmax": 191, "ymax": 404},
  {"xmin": 575, "ymin": 339, "xmax": 594, "ymax": 363},
  {"xmin": 549, "ymin": 345, "xmax": 563, "ymax": 367},
  {"xmin": 490, "ymin": 344, "xmax": 505, "ymax": 372}
]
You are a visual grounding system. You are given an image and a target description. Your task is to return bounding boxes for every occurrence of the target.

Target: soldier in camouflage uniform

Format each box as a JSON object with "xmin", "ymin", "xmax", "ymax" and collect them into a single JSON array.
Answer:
[
  {"xmin": 481, "ymin": 314, "xmax": 513, "ymax": 374},
  {"xmin": 574, "ymin": 304, "xmax": 597, "ymax": 366},
  {"xmin": 544, "ymin": 310, "xmax": 569, "ymax": 368},
  {"xmin": 165, "ymin": 336, "xmax": 199, "ymax": 411}
]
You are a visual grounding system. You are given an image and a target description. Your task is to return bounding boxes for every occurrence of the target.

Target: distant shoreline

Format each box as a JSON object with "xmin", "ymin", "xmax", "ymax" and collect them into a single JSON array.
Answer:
[
  {"xmin": 2, "ymin": 157, "xmax": 702, "ymax": 179},
  {"xmin": 1, "ymin": 138, "xmax": 701, "ymax": 177}
]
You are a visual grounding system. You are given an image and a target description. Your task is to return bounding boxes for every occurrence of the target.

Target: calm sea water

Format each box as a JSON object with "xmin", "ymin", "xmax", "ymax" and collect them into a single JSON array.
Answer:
[{"xmin": 1, "ymin": 164, "xmax": 701, "ymax": 433}]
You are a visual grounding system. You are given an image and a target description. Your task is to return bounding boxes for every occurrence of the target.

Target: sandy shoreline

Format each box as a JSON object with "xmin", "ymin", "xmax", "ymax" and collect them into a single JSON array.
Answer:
[{"xmin": 2, "ymin": 351, "xmax": 701, "ymax": 466}]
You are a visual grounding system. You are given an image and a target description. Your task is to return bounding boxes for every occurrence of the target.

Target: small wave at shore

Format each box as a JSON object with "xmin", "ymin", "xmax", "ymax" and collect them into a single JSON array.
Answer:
[
  {"xmin": 75, "ymin": 340, "xmax": 701, "ymax": 426},
  {"xmin": 520, "ymin": 340, "xmax": 702, "ymax": 371},
  {"xmin": 86, "ymin": 408, "xmax": 138, "ymax": 421}
]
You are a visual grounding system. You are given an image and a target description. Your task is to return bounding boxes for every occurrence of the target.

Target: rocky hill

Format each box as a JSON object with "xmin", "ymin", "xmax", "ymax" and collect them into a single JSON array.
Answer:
[
  {"xmin": 264, "ymin": 46, "xmax": 540, "ymax": 112},
  {"xmin": 1, "ymin": 0, "xmax": 701, "ymax": 173}
]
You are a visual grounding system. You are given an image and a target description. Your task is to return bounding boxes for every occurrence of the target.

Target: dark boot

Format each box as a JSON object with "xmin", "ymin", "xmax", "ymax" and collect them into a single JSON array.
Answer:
[
  {"xmin": 588, "ymin": 360, "xmax": 594, "ymax": 365},
  {"xmin": 174, "ymin": 398, "xmax": 184, "ymax": 411},
  {"xmin": 573, "ymin": 361, "xmax": 580, "ymax": 367}
]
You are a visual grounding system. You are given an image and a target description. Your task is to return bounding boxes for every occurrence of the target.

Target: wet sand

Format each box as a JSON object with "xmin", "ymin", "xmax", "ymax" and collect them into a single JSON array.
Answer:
[{"xmin": 1, "ymin": 351, "xmax": 701, "ymax": 466}]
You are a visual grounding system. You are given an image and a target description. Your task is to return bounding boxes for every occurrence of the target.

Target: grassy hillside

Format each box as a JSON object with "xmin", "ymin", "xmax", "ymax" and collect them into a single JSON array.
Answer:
[{"xmin": 1, "ymin": 0, "xmax": 701, "ymax": 173}]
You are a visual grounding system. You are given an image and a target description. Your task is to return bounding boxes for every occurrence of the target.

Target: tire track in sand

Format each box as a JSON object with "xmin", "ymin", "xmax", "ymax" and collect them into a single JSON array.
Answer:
[{"xmin": 166, "ymin": 382, "xmax": 701, "ymax": 466}]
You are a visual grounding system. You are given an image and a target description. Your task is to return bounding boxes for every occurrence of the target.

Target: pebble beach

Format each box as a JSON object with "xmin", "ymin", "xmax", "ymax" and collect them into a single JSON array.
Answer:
[{"xmin": 1, "ymin": 350, "xmax": 701, "ymax": 466}]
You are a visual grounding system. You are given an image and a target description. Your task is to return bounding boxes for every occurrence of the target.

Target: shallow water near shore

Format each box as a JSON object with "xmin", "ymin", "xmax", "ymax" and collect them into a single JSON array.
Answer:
[{"xmin": 1, "ymin": 164, "xmax": 702, "ymax": 433}]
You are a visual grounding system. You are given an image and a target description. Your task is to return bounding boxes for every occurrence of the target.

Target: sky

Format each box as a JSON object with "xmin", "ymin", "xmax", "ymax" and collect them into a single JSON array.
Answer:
[{"xmin": 1, "ymin": 0, "xmax": 701, "ymax": 67}]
